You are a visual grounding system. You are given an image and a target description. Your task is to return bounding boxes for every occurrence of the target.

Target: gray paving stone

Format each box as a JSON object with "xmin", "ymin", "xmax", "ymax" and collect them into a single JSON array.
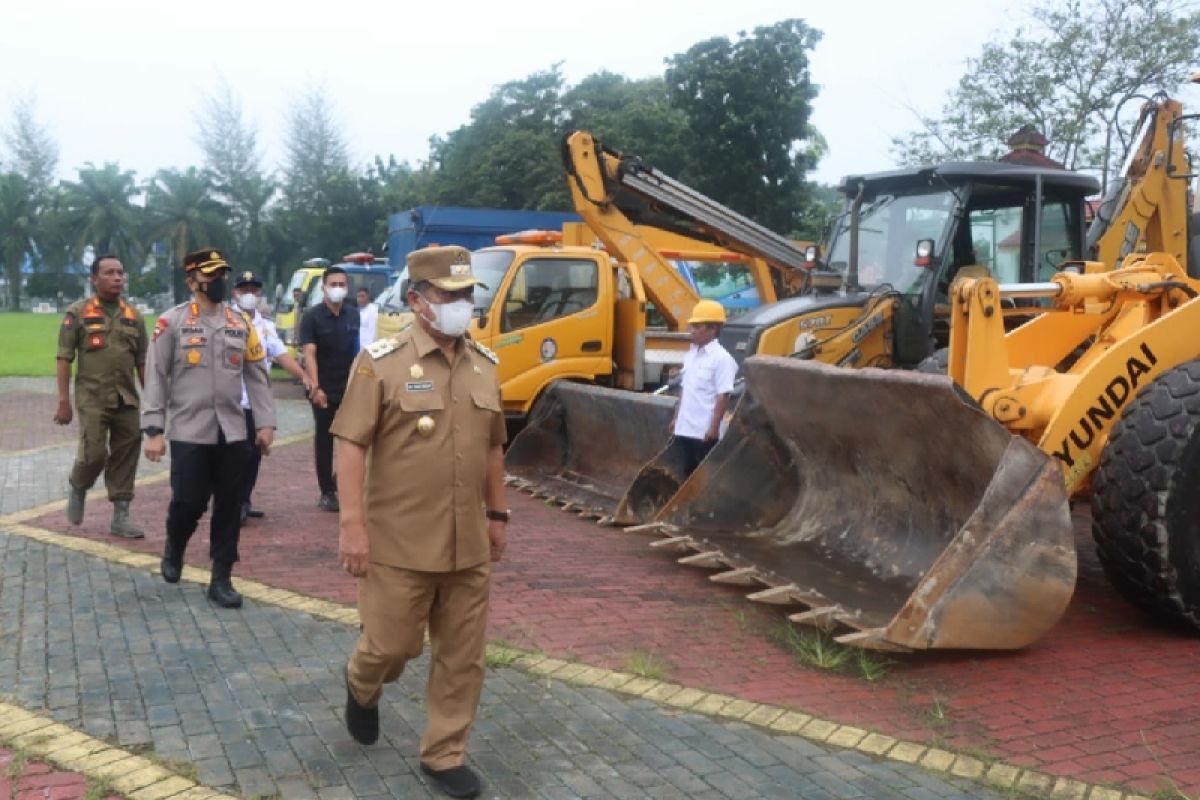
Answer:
[{"xmin": 0, "ymin": 521, "xmax": 1011, "ymax": 800}]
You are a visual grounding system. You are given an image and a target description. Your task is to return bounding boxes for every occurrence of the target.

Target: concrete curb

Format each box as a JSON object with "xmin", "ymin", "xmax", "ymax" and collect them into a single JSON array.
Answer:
[{"xmin": 0, "ymin": 701, "xmax": 239, "ymax": 800}]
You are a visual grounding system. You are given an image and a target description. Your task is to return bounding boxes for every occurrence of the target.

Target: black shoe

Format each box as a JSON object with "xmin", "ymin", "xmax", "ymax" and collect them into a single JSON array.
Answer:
[
  {"xmin": 161, "ymin": 540, "xmax": 184, "ymax": 584},
  {"xmin": 420, "ymin": 764, "xmax": 480, "ymax": 798},
  {"xmin": 344, "ymin": 670, "xmax": 379, "ymax": 745},
  {"xmin": 318, "ymin": 492, "xmax": 340, "ymax": 512},
  {"xmin": 245, "ymin": 505, "xmax": 265, "ymax": 519},
  {"xmin": 206, "ymin": 562, "xmax": 243, "ymax": 608}
]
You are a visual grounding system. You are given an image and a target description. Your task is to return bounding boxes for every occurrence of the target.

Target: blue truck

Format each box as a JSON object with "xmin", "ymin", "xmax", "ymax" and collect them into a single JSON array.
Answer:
[{"xmin": 386, "ymin": 206, "xmax": 582, "ymax": 268}]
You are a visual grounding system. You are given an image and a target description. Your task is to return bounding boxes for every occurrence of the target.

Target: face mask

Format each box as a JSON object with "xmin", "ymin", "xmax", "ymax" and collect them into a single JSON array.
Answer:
[
  {"xmin": 421, "ymin": 296, "xmax": 474, "ymax": 337},
  {"xmin": 326, "ymin": 286, "xmax": 348, "ymax": 304},
  {"xmin": 236, "ymin": 293, "xmax": 258, "ymax": 312},
  {"xmin": 201, "ymin": 274, "xmax": 227, "ymax": 303}
]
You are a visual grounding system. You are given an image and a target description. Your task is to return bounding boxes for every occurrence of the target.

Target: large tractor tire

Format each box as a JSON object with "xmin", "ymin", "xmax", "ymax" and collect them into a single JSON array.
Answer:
[
  {"xmin": 1091, "ymin": 360, "xmax": 1200, "ymax": 628},
  {"xmin": 915, "ymin": 347, "xmax": 949, "ymax": 375}
]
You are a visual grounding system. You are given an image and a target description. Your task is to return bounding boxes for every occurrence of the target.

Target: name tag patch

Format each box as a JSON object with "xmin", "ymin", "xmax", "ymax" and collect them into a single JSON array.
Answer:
[
  {"xmin": 180, "ymin": 326, "xmax": 204, "ymax": 336},
  {"xmin": 405, "ymin": 381, "xmax": 434, "ymax": 392}
]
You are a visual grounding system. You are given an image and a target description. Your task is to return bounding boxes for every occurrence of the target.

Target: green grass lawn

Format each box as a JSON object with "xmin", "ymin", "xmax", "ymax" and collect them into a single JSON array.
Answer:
[
  {"xmin": 0, "ymin": 311, "xmax": 158, "ymax": 377},
  {"xmin": 0, "ymin": 311, "xmax": 292, "ymax": 380}
]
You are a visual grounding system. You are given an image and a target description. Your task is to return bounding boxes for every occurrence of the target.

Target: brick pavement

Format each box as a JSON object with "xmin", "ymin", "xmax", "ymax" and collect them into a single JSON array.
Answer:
[
  {"xmin": 18, "ymin": 430, "xmax": 1199, "ymax": 796},
  {"xmin": 0, "ymin": 531, "xmax": 1001, "ymax": 800},
  {"xmin": 0, "ymin": 747, "xmax": 119, "ymax": 800}
]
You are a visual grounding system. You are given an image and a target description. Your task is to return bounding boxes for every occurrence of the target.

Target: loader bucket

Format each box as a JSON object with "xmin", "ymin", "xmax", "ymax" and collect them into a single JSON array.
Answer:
[
  {"xmin": 505, "ymin": 382, "xmax": 676, "ymax": 519},
  {"xmin": 650, "ymin": 357, "xmax": 1077, "ymax": 651}
]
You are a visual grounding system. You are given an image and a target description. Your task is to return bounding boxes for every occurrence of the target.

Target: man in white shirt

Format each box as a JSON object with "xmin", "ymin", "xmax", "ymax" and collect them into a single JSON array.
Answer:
[
  {"xmin": 356, "ymin": 287, "xmax": 378, "ymax": 348},
  {"xmin": 232, "ymin": 271, "xmax": 313, "ymax": 521},
  {"xmin": 669, "ymin": 300, "xmax": 738, "ymax": 476}
]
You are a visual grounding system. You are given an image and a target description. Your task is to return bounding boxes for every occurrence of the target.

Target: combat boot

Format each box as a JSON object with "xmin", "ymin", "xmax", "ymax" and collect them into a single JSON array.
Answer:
[
  {"xmin": 161, "ymin": 539, "xmax": 185, "ymax": 583},
  {"xmin": 109, "ymin": 501, "xmax": 144, "ymax": 539},
  {"xmin": 66, "ymin": 484, "xmax": 86, "ymax": 525},
  {"xmin": 207, "ymin": 561, "xmax": 243, "ymax": 608}
]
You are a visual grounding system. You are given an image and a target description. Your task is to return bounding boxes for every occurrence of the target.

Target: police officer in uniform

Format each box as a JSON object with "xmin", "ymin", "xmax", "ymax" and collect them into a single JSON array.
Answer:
[
  {"xmin": 54, "ymin": 254, "xmax": 147, "ymax": 538},
  {"xmin": 332, "ymin": 246, "xmax": 508, "ymax": 800},
  {"xmin": 141, "ymin": 249, "xmax": 277, "ymax": 608}
]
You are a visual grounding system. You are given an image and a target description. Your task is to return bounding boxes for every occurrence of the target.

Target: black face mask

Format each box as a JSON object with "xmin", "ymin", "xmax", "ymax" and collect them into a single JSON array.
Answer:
[{"xmin": 201, "ymin": 275, "xmax": 227, "ymax": 304}]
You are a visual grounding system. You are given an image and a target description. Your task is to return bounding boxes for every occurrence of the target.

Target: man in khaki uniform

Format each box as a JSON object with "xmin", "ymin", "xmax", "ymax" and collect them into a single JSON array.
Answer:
[
  {"xmin": 54, "ymin": 254, "xmax": 148, "ymax": 538},
  {"xmin": 141, "ymin": 248, "xmax": 276, "ymax": 609},
  {"xmin": 332, "ymin": 245, "xmax": 508, "ymax": 800}
]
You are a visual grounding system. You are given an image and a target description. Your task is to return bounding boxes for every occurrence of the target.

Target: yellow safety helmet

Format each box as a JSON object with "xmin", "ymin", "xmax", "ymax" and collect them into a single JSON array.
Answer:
[{"xmin": 687, "ymin": 299, "xmax": 727, "ymax": 325}]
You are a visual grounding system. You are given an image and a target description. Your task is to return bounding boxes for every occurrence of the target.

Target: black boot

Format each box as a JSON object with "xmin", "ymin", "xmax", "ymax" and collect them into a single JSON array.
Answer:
[
  {"xmin": 161, "ymin": 539, "xmax": 185, "ymax": 583},
  {"xmin": 207, "ymin": 561, "xmax": 243, "ymax": 608}
]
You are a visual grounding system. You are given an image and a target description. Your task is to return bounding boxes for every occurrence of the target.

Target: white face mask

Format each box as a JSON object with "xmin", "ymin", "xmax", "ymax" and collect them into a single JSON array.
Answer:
[
  {"xmin": 421, "ymin": 296, "xmax": 474, "ymax": 337},
  {"xmin": 326, "ymin": 286, "xmax": 348, "ymax": 304},
  {"xmin": 236, "ymin": 293, "xmax": 258, "ymax": 312}
]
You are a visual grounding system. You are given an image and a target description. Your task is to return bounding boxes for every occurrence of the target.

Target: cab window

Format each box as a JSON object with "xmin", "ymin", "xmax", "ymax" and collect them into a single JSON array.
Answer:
[
  {"xmin": 502, "ymin": 258, "xmax": 599, "ymax": 332},
  {"xmin": 1037, "ymin": 200, "xmax": 1075, "ymax": 281}
]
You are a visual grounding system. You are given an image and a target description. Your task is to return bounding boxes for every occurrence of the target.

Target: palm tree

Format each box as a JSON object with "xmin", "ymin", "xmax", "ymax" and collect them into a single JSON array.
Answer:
[
  {"xmin": 144, "ymin": 167, "xmax": 231, "ymax": 301},
  {"xmin": 61, "ymin": 162, "xmax": 143, "ymax": 266},
  {"xmin": 0, "ymin": 172, "xmax": 36, "ymax": 309}
]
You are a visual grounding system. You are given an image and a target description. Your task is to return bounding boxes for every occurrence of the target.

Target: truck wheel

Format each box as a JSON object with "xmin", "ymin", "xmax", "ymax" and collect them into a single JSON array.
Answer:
[
  {"xmin": 915, "ymin": 348, "xmax": 949, "ymax": 375},
  {"xmin": 1091, "ymin": 360, "xmax": 1200, "ymax": 628}
]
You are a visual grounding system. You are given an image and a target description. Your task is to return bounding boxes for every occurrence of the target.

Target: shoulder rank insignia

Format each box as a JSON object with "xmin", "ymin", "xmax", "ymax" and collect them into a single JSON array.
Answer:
[
  {"xmin": 365, "ymin": 336, "xmax": 402, "ymax": 360},
  {"xmin": 467, "ymin": 339, "xmax": 499, "ymax": 364}
]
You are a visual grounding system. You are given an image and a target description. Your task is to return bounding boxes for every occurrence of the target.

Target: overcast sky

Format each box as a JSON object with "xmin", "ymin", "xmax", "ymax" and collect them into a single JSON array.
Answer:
[{"xmin": 3, "ymin": 0, "xmax": 1197, "ymax": 192}]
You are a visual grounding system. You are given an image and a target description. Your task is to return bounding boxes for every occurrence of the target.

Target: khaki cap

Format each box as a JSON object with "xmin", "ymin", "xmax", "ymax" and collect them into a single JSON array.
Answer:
[
  {"xmin": 407, "ymin": 245, "xmax": 488, "ymax": 291},
  {"xmin": 183, "ymin": 248, "xmax": 229, "ymax": 275}
]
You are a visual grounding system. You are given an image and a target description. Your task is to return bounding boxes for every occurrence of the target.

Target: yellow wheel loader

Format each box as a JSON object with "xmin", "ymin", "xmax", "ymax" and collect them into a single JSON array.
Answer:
[
  {"xmin": 644, "ymin": 249, "xmax": 1200, "ymax": 651},
  {"xmin": 510, "ymin": 91, "xmax": 1196, "ymax": 527}
]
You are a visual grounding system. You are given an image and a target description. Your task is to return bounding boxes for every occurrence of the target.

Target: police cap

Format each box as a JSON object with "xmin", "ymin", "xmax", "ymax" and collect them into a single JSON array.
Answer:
[
  {"xmin": 183, "ymin": 248, "xmax": 229, "ymax": 275},
  {"xmin": 234, "ymin": 270, "xmax": 263, "ymax": 288}
]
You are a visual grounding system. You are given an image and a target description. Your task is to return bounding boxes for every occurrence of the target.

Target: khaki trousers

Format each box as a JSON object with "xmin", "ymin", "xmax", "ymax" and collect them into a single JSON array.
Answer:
[
  {"xmin": 347, "ymin": 561, "xmax": 490, "ymax": 769},
  {"xmin": 70, "ymin": 405, "xmax": 141, "ymax": 501}
]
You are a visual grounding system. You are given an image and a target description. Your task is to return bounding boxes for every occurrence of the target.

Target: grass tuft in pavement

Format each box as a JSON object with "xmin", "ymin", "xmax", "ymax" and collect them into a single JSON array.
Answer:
[
  {"xmin": 772, "ymin": 621, "xmax": 894, "ymax": 681},
  {"xmin": 622, "ymin": 649, "xmax": 669, "ymax": 680}
]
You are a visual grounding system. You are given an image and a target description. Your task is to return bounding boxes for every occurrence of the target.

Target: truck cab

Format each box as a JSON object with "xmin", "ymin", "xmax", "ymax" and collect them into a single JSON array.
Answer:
[{"xmin": 276, "ymin": 253, "xmax": 396, "ymax": 358}]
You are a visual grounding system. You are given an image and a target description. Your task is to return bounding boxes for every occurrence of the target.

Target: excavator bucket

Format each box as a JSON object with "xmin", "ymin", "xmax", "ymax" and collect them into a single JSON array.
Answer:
[
  {"xmin": 505, "ymin": 382, "xmax": 676, "ymax": 520},
  {"xmin": 648, "ymin": 357, "xmax": 1078, "ymax": 651}
]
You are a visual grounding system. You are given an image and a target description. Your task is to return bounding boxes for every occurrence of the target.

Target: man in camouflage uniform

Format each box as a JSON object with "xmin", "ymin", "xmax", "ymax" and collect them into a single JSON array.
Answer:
[
  {"xmin": 54, "ymin": 254, "xmax": 148, "ymax": 538},
  {"xmin": 141, "ymin": 248, "xmax": 277, "ymax": 608}
]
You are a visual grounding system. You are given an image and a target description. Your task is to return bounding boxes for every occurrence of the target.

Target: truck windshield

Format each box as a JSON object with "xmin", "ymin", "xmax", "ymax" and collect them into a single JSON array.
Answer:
[
  {"xmin": 470, "ymin": 249, "xmax": 516, "ymax": 313},
  {"xmin": 826, "ymin": 189, "xmax": 956, "ymax": 293}
]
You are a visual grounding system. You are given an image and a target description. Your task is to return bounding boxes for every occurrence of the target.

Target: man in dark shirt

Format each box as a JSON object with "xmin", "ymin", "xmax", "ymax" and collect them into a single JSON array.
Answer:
[{"xmin": 299, "ymin": 265, "xmax": 360, "ymax": 511}]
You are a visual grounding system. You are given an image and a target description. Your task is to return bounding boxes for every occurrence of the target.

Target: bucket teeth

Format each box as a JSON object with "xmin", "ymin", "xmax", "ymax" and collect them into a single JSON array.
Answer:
[
  {"xmin": 596, "ymin": 516, "xmax": 616, "ymax": 527},
  {"xmin": 710, "ymin": 567, "xmax": 765, "ymax": 586},
  {"xmin": 788, "ymin": 606, "xmax": 842, "ymax": 629},
  {"xmin": 677, "ymin": 551, "xmax": 728, "ymax": 569},
  {"xmin": 561, "ymin": 501, "xmax": 579, "ymax": 512},
  {"xmin": 834, "ymin": 629, "xmax": 912, "ymax": 652},
  {"xmin": 746, "ymin": 584, "xmax": 803, "ymax": 605},
  {"xmin": 649, "ymin": 535, "xmax": 698, "ymax": 552},
  {"xmin": 624, "ymin": 521, "xmax": 673, "ymax": 535}
]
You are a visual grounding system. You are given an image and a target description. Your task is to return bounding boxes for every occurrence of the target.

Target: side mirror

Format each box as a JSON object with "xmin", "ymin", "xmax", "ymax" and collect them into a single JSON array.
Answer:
[
  {"xmin": 803, "ymin": 244, "xmax": 821, "ymax": 269},
  {"xmin": 914, "ymin": 239, "xmax": 935, "ymax": 268}
]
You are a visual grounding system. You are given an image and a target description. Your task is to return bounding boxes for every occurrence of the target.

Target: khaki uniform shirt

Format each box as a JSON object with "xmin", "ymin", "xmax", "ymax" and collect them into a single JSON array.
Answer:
[
  {"xmin": 141, "ymin": 301, "xmax": 277, "ymax": 443},
  {"xmin": 57, "ymin": 296, "xmax": 147, "ymax": 410},
  {"xmin": 331, "ymin": 324, "xmax": 506, "ymax": 572}
]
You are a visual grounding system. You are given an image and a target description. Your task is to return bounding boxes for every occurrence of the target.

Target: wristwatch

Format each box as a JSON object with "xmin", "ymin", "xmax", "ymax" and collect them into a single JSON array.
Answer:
[
  {"xmin": 143, "ymin": 426, "xmax": 164, "ymax": 437},
  {"xmin": 486, "ymin": 508, "xmax": 511, "ymax": 523}
]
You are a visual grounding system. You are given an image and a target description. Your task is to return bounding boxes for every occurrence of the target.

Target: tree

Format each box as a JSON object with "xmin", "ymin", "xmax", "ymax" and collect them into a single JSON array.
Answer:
[
  {"xmin": 144, "ymin": 167, "xmax": 231, "ymax": 300},
  {"xmin": 60, "ymin": 162, "xmax": 143, "ymax": 271},
  {"xmin": 891, "ymin": 0, "xmax": 1200, "ymax": 187},
  {"xmin": 277, "ymin": 86, "xmax": 379, "ymax": 266},
  {"xmin": 4, "ymin": 96, "xmax": 57, "ymax": 202},
  {"xmin": 0, "ymin": 173, "xmax": 36, "ymax": 309},
  {"xmin": 428, "ymin": 66, "xmax": 572, "ymax": 210},
  {"xmin": 195, "ymin": 80, "xmax": 278, "ymax": 273},
  {"xmin": 561, "ymin": 72, "xmax": 690, "ymax": 176},
  {"xmin": 665, "ymin": 19, "xmax": 824, "ymax": 235}
]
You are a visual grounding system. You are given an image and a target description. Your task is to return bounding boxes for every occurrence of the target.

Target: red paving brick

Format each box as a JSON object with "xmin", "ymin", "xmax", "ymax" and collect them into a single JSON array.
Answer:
[
  {"xmin": 25, "ymin": 440, "xmax": 1200, "ymax": 795},
  {"xmin": 0, "ymin": 748, "xmax": 117, "ymax": 800},
  {"xmin": 0, "ymin": 392, "xmax": 78, "ymax": 452}
]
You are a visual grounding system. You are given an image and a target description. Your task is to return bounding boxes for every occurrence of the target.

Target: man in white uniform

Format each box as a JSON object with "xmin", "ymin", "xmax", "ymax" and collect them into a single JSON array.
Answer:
[
  {"xmin": 356, "ymin": 287, "xmax": 378, "ymax": 348},
  {"xmin": 232, "ymin": 271, "xmax": 313, "ymax": 520},
  {"xmin": 669, "ymin": 300, "xmax": 738, "ymax": 476}
]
